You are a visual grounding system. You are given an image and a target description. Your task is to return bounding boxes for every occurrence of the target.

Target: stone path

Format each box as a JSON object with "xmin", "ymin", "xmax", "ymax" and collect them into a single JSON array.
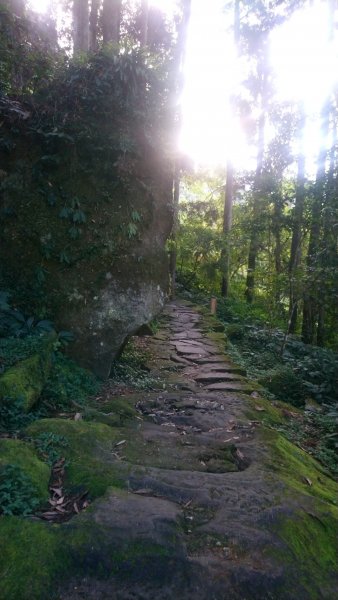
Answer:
[{"xmin": 59, "ymin": 301, "xmax": 337, "ymax": 600}]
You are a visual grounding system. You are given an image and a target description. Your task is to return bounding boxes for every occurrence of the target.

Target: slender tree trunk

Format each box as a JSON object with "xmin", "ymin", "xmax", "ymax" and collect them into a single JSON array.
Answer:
[
  {"xmin": 89, "ymin": 0, "xmax": 100, "ymax": 50},
  {"xmin": 302, "ymin": 100, "xmax": 329, "ymax": 343},
  {"xmin": 73, "ymin": 0, "xmax": 89, "ymax": 53},
  {"xmin": 220, "ymin": 0, "xmax": 239, "ymax": 297},
  {"xmin": 221, "ymin": 160, "xmax": 234, "ymax": 297},
  {"xmin": 168, "ymin": 0, "xmax": 192, "ymax": 298},
  {"xmin": 139, "ymin": 0, "xmax": 149, "ymax": 47},
  {"xmin": 289, "ymin": 105, "xmax": 306, "ymax": 333},
  {"xmin": 315, "ymin": 0, "xmax": 336, "ymax": 345},
  {"xmin": 102, "ymin": 0, "xmax": 122, "ymax": 45},
  {"xmin": 245, "ymin": 101, "xmax": 266, "ymax": 303}
]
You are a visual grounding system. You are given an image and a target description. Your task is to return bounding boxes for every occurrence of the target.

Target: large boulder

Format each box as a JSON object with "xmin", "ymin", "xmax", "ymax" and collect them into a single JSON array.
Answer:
[{"xmin": 0, "ymin": 58, "xmax": 174, "ymax": 378}]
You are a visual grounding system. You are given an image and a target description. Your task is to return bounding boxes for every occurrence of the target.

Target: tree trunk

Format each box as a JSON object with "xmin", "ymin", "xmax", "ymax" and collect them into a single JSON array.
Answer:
[
  {"xmin": 168, "ymin": 0, "xmax": 192, "ymax": 298},
  {"xmin": 73, "ymin": 0, "xmax": 89, "ymax": 53},
  {"xmin": 245, "ymin": 101, "xmax": 266, "ymax": 303},
  {"xmin": 302, "ymin": 100, "xmax": 329, "ymax": 343},
  {"xmin": 102, "ymin": 0, "xmax": 122, "ymax": 45},
  {"xmin": 139, "ymin": 0, "xmax": 149, "ymax": 47},
  {"xmin": 89, "ymin": 0, "xmax": 100, "ymax": 50},
  {"xmin": 220, "ymin": 1, "xmax": 239, "ymax": 298},
  {"xmin": 288, "ymin": 105, "xmax": 306, "ymax": 333},
  {"xmin": 221, "ymin": 160, "xmax": 234, "ymax": 297}
]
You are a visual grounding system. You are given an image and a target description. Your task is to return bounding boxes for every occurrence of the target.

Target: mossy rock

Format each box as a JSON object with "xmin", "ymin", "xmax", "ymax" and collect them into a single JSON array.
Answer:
[
  {"xmin": 26, "ymin": 419, "xmax": 127, "ymax": 499},
  {"xmin": 264, "ymin": 430, "xmax": 338, "ymax": 507},
  {"xmin": 0, "ymin": 334, "xmax": 56, "ymax": 411},
  {"xmin": 271, "ymin": 510, "xmax": 338, "ymax": 599},
  {"xmin": 0, "ymin": 438, "xmax": 50, "ymax": 506}
]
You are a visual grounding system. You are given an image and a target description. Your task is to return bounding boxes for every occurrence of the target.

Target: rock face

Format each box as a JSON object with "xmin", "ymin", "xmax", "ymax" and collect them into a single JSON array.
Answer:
[{"xmin": 0, "ymin": 90, "xmax": 173, "ymax": 378}]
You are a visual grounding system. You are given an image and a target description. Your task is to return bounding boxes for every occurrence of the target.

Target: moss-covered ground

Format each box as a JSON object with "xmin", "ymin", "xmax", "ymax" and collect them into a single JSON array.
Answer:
[{"xmin": 0, "ymin": 301, "xmax": 337, "ymax": 599}]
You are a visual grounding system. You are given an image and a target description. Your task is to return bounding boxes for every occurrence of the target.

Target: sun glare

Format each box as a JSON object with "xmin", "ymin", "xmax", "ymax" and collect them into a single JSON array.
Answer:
[
  {"xmin": 180, "ymin": 0, "xmax": 337, "ymax": 171},
  {"xmin": 28, "ymin": 0, "xmax": 49, "ymax": 14},
  {"xmin": 271, "ymin": 2, "xmax": 337, "ymax": 112}
]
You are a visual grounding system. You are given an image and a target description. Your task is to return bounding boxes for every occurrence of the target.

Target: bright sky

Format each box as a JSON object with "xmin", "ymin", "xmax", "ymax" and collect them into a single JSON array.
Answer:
[
  {"xmin": 180, "ymin": 0, "xmax": 338, "ymax": 171},
  {"xmin": 29, "ymin": 0, "xmax": 337, "ymax": 173}
]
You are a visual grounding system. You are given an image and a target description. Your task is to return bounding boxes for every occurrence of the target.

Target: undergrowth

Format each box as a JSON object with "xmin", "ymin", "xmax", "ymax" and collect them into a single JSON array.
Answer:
[
  {"xmin": 0, "ymin": 397, "xmax": 46, "ymax": 433},
  {"xmin": 0, "ymin": 464, "xmax": 41, "ymax": 516},
  {"xmin": 110, "ymin": 338, "xmax": 158, "ymax": 390},
  {"xmin": 33, "ymin": 432, "xmax": 69, "ymax": 466},
  {"xmin": 40, "ymin": 352, "xmax": 100, "ymax": 411}
]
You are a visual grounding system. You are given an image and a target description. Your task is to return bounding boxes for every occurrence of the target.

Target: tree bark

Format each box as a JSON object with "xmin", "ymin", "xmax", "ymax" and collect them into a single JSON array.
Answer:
[
  {"xmin": 221, "ymin": 160, "xmax": 234, "ymax": 297},
  {"xmin": 102, "ymin": 0, "xmax": 122, "ymax": 45},
  {"xmin": 139, "ymin": 0, "xmax": 149, "ymax": 47},
  {"xmin": 89, "ymin": 0, "xmax": 100, "ymax": 50},
  {"xmin": 220, "ymin": 0, "xmax": 239, "ymax": 298},
  {"xmin": 73, "ymin": 0, "xmax": 89, "ymax": 53},
  {"xmin": 302, "ymin": 100, "xmax": 329, "ymax": 343},
  {"xmin": 245, "ymin": 96, "xmax": 266, "ymax": 303},
  {"xmin": 288, "ymin": 105, "xmax": 306, "ymax": 333},
  {"xmin": 168, "ymin": 0, "xmax": 192, "ymax": 298}
]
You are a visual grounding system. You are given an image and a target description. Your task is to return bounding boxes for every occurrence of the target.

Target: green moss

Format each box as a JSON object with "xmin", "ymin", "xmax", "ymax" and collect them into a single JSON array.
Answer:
[
  {"xmin": 0, "ymin": 345, "xmax": 53, "ymax": 411},
  {"xmin": 245, "ymin": 395, "xmax": 290, "ymax": 427},
  {"xmin": 26, "ymin": 419, "xmax": 126, "ymax": 498},
  {"xmin": 264, "ymin": 430, "xmax": 338, "ymax": 507},
  {"xmin": 0, "ymin": 517, "xmax": 66, "ymax": 600},
  {"xmin": 88, "ymin": 395, "xmax": 137, "ymax": 423},
  {"xmin": 0, "ymin": 438, "xmax": 50, "ymax": 504},
  {"xmin": 272, "ymin": 511, "xmax": 338, "ymax": 599}
]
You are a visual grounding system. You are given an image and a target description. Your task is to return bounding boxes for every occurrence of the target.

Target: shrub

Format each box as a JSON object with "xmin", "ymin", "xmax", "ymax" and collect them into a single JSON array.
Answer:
[
  {"xmin": 260, "ymin": 366, "xmax": 307, "ymax": 408},
  {"xmin": 0, "ymin": 464, "xmax": 41, "ymax": 516}
]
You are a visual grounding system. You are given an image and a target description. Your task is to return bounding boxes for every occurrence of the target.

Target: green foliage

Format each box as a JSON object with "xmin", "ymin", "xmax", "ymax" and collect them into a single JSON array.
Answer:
[
  {"xmin": 41, "ymin": 352, "xmax": 100, "ymax": 410},
  {"xmin": 0, "ymin": 335, "xmax": 50, "ymax": 373},
  {"xmin": 275, "ymin": 405, "xmax": 338, "ymax": 477},
  {"xmin": 0, "ymin": 397, "xmax": 44, "ymax": 432},
  {"xmin": 0, "ymin": 292, "xmax": 54, "ymax": 339},
  {"xmin": 0, "ymin": 464, "xmax": 40, "ymax": 516},
  {"xmin": 110, "ymin": 339, "xmax": 158, "ymax": 389},
  {"xmin": 34, "ymin": 432, "xmax": 69, "ymax": 466},
  {"xmin": 260, "ymin": 366, "xmax": 306, "ymax": 408}
]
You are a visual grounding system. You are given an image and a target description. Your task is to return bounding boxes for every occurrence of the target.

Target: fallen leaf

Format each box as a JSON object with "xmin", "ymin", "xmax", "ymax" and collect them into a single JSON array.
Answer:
[
  {"xmin": 74, "ymin": 412, "xmax": 82, "ymax": 421},
  {"xmin": 303, "ymin": 477, "xmax": 312, "ymax": 487},
  {"xmin": 255, "ymin": 405, "xmax": 265, "ymax": 412},
  {"xmin": 115, "ymin": 440, "xmax": 126, "ymax": 447},
  {"xmin": 251, "ymin": 391, "xmax": 260, "ymax": 398},
  {"xmin": 236, "ymin": 449, "xmax": 245, "ymax": 461}
]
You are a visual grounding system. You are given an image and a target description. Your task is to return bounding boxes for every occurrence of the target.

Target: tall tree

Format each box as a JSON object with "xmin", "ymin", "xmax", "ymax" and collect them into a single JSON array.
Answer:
[
  {"xmin": 169, "ymin": 0, "xmax": 192, "ymax": 298},
  {"xmin": 102, "ymin": 0, "xmax": 122, "ymax": 45},
  {"xmin": 245, "ymin": 33, "xmax": 269, "ymax": 303},
  {"xmin": 302, "ymin": 0, "xmax": 336, "ymax": 344},
  {"xmin": 73, "ymin": 0, "xmax": 89, "ymax": 53},
  {"xmin": 221, "ymin": 0, "xmax": 240, "ymax": 298},
  {"xmin": 139, "ymin": 0, "xmax": 149, "ymax": 46},
  {"xmin": 288, "ymin": 104, "xmax": 306, "ymax": 333},
  {"xmin": 89, "ymin": 0, "xmax": 100, "ymax": 50}
]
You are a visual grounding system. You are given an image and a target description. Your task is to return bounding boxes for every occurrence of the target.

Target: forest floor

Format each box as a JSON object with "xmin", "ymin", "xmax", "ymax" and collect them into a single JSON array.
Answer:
[
  {"xmin": 56, "ymin": 300, "xmax": 337, "ymax": 599},
  {"xmin": 1, "ymin": 300, "xmax": 337, "ymax": 599}
]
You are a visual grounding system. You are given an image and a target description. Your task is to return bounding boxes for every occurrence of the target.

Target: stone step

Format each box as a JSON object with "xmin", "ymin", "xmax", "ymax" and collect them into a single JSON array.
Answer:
[
  {"xmin": 206, "ymin": 382, "xmax": 254, "ymax": 393},
  {"xmin": 194, "ymin": 372, "xmax": 242, "ymax": 383}
]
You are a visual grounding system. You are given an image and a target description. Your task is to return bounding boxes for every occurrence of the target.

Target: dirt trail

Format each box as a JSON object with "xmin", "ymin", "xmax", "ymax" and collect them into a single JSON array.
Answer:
[{"xmin": 58, "ymin": 300, "xmax": 337, "ymax": 600}]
